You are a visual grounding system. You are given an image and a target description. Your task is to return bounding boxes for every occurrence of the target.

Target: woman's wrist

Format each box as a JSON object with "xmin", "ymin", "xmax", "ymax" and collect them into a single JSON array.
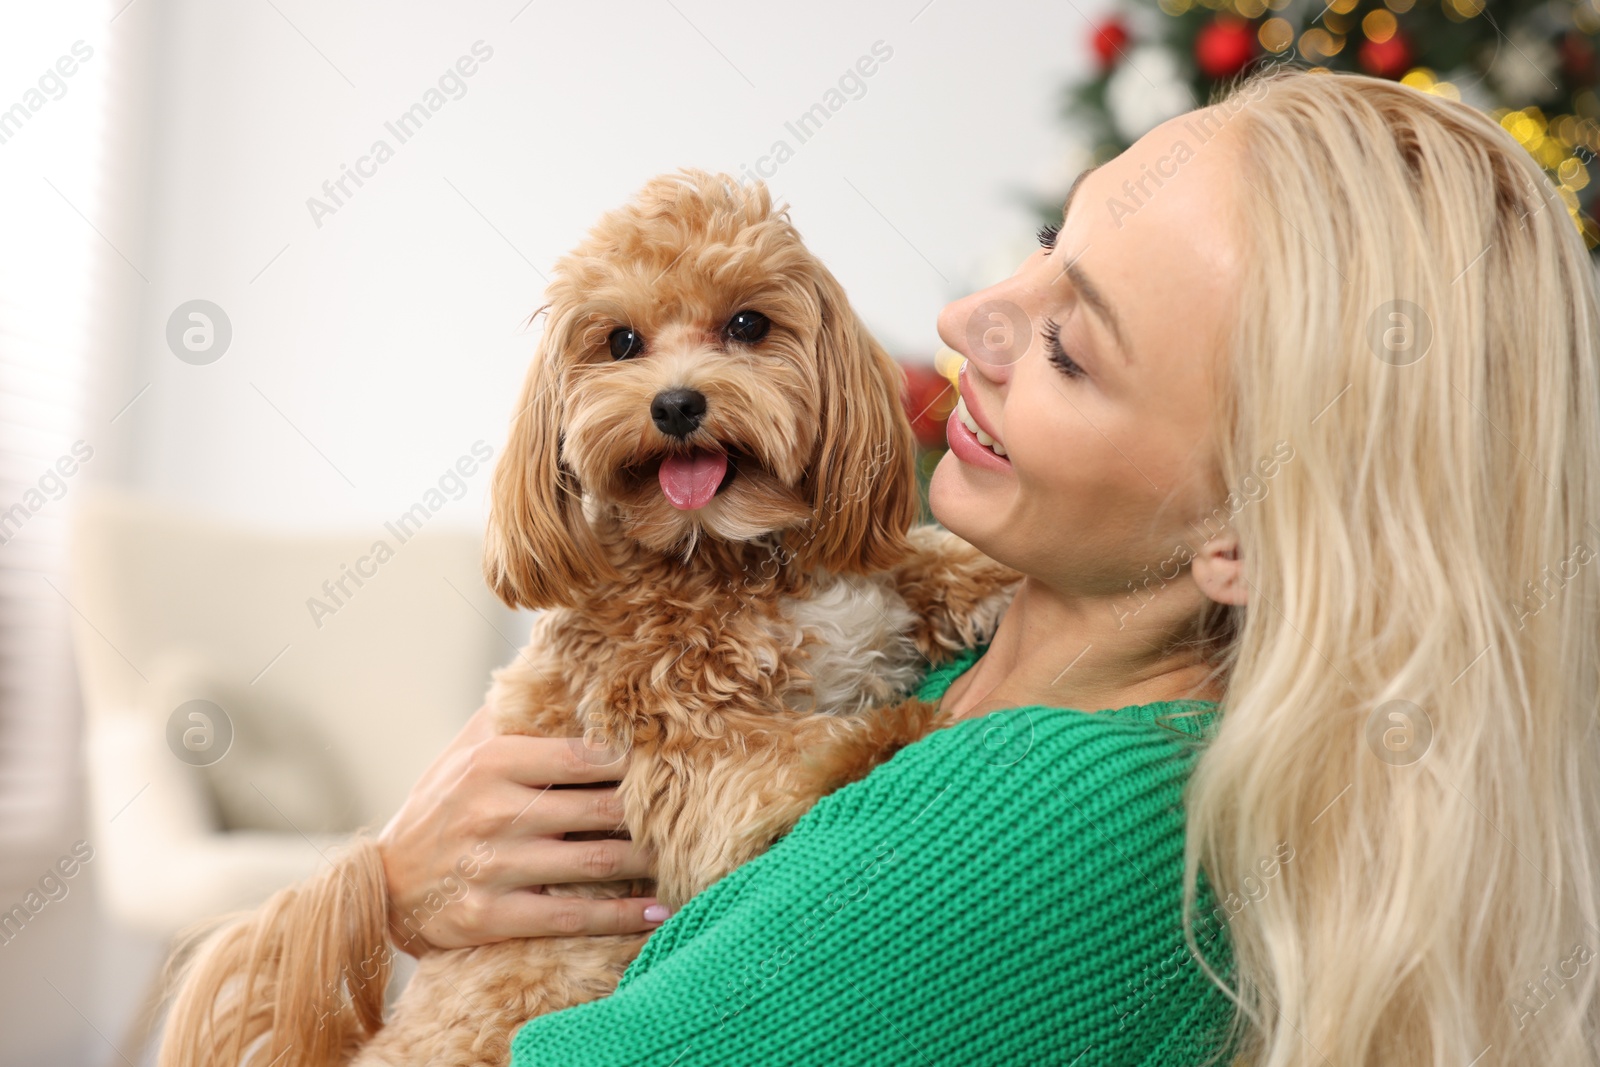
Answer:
[{"xmin": 377, "ymin": 831, "xmax": 429, "ymax": 956}]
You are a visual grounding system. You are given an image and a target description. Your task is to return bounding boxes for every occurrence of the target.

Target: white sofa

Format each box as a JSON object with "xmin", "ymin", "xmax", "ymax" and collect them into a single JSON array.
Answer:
[{"xmin": 68, "ymin": 487, "xmax": 520, "ymax": 937}]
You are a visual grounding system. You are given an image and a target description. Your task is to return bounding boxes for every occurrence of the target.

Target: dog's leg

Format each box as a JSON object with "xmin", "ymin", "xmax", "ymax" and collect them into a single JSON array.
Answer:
[{"xmin": 888, "ymin": 525, "xmax": 1020, "ymax": 661}]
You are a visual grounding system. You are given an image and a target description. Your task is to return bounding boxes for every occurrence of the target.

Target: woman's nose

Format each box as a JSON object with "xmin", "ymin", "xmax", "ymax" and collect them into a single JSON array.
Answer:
[{"xmin": 938, "ymin": 288, "xmax": 1029, "ymax": 384}]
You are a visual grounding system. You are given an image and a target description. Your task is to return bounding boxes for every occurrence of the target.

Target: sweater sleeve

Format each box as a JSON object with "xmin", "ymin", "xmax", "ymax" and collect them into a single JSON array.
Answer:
[{"xmin": 508, "ymin": 705, "xmax": 1239, "ymax": 1067}]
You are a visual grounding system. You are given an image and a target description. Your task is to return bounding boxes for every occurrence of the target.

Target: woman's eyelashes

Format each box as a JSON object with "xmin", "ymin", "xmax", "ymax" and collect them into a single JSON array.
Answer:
[
  {"xmin": 1040, "ymin": 317, "xmax": 1086, "ymax": 380},
  {"xmin": 1036, "ymin": 223, "xmax": 1060, "ymax": 251}
]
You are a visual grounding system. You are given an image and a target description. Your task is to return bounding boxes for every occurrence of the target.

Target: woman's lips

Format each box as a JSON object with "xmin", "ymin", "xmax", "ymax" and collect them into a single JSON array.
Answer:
[
  {"xmin": 952, "ymin": 395, "xmax": 1006, "ymax": 455},
  {"xmin": 946, "ymin": 408, "xmax": 1013, "ymax": 472}
]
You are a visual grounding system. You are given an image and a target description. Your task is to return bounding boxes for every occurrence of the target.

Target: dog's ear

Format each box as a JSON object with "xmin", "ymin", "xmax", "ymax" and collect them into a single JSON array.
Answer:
[
  {"xmin": 795, "ymin": 269, "xmax": 919, "ymax": 574},
  {"xmin": 483, "ymin": 311, "xmax": 610, "ymax": 609}
]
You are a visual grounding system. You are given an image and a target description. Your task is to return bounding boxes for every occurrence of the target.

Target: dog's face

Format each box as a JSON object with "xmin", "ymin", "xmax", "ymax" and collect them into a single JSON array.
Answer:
[{"xmin": 484, "ymin": 170, "xmax": 918, "ymax": 609}]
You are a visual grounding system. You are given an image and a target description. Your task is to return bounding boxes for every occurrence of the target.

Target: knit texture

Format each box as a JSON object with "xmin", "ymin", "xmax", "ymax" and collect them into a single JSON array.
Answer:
[{"xmin": 510, "ymin": 647, "xmax": 1242, "ymax": 1066}]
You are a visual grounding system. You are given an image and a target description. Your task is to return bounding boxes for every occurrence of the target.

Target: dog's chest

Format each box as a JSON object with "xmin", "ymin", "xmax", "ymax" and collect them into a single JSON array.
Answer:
[
  {"xmin": 773, "ymin": 572, "xmax": 924, "ymax": 716},
  {"xmin": 547, "ymin": 571, "xmax": 926, "ymax": 728}
]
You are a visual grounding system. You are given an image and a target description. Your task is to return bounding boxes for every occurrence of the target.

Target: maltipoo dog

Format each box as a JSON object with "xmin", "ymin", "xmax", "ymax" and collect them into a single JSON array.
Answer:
[{"xmin": 160, "ymin": 169, "xmax": 1017, "ymax": 1067}]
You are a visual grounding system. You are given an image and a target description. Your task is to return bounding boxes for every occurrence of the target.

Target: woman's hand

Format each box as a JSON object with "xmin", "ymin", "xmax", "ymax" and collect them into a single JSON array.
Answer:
[{"xmin": 377, "ymin": 704, "xmax": 666, "ymax": 954}]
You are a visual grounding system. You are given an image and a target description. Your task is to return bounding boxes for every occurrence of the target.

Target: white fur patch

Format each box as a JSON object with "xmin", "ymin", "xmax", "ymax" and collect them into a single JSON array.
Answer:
[{"xmin": 778, "ymin": 574, "xmax": 925, "ymax": 716}]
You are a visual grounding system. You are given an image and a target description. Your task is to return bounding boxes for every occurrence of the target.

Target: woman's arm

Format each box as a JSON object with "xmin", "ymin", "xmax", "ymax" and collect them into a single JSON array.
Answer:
[
  {"xmin": 508, "ymin": 708, "xmax": 1240, "ymax": 1066},
  {"xmin": 378, "ymin": 703, "xmax": 668, "ymax": 952}
]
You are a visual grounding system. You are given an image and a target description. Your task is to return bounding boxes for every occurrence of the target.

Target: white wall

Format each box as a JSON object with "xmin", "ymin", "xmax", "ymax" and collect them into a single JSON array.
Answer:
[
  {"xmin": 110, "ymin": 0, "xmax": 1100, "ymax": 531},
  {"xmin": 1, "ymin": 5, "xmax": 1107, "ymax": 1062}
]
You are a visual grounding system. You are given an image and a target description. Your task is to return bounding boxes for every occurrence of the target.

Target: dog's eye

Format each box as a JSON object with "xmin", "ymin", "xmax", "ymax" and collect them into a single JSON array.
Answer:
[
  {"xmin": 608, "ymin": 327, "xmax": 644, "ymax": 360},
  {"xmin": 725, "ymin": 310, "xmax": 770, "ymax": 345}
]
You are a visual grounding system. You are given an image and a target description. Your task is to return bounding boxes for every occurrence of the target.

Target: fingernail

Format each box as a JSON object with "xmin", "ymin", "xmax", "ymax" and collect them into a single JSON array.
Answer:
[{"xmin": 643, "ymin": 904, "xmax": 671, "ymax": 923}]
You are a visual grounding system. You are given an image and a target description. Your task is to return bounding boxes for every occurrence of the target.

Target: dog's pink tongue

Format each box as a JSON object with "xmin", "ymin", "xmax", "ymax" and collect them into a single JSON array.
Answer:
[{"xmin": 658, "ymin": 451, "xmax": 728, "ymax": 511}]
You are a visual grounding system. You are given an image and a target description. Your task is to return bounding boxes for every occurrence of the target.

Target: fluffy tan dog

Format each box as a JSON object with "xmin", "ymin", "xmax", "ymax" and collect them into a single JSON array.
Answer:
[{"xmin": 159, "ymin": 169, "xmax": 1016, "ymax": 1067}]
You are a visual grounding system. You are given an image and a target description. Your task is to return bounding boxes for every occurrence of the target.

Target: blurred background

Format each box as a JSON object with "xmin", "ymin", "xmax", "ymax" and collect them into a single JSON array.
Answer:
[
  {"xmin": 0, "ymin": 2, "xmax": 1089, "ymax": 1063},
  {"xmin": 2, "ymin": 0, "xmax": 1596, "ymax": 1063}
]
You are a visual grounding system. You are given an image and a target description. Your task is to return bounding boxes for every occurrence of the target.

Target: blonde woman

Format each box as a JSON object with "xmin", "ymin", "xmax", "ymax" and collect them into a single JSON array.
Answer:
[
  {"xmin": 164, "ymin": 65, "xmax": 1600, "ymax": 1066},
  {"xmin": 507, "ymin": 64, "xmax": 1600, "ymax": 1065}
]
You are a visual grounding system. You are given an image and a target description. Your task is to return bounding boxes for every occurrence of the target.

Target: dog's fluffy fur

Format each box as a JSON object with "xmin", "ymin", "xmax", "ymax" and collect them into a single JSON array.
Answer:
[{"xmin": 159, "ymin": 170, "xmax": 1017, "ymax": 1067}]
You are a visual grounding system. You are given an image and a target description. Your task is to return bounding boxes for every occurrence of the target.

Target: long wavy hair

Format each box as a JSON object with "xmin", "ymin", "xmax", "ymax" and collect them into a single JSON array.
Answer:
[{"xmin": 1182, "ymin": 66, "xmax": 1600, "ymax": 1066}]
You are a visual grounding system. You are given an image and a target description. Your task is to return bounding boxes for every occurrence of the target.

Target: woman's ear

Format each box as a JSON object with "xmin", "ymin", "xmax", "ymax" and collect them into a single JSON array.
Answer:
[
  {"xmin": 482, "ymin": 312, "xmax": 611, "ymax": 609},
  {"xmin": 1191, "ymin": 534, "xmax": 1248, "ymax": 606},
  {"xmin": 796, "ymin": 269, "xmax": 918, "ymax": 574}
]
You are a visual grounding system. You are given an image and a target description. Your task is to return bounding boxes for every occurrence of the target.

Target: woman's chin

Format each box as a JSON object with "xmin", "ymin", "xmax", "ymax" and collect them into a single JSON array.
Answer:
[{"xmin": 928, "ymin": 451, "xmax": 1005, "ymax": 550}]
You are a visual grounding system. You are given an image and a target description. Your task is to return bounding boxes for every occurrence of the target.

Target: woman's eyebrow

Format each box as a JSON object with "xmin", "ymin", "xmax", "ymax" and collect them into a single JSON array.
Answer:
[
  {"xmin": 1051, "ymin": 164, "xmax": 1131, "ymax": 362},
  {"xmin": 1059, "ymin": 164, "xmax": 1100, "ymax": 224},
  {"xmin": 1060, "ymin": 257, "xmax": 1131, "ymax": 362}
]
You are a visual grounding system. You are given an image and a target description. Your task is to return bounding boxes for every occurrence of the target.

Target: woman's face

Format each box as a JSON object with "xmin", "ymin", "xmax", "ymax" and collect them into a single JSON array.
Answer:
[{"xmin": 930, "ymin": 108, "xmax": 1244, "ymax": 601}]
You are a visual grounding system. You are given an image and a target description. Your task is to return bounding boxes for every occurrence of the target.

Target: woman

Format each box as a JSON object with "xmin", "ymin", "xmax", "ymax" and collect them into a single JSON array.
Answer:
[{"xmin": 187, "ymin": 65, "xmax": 1600, "ymax": 1065}]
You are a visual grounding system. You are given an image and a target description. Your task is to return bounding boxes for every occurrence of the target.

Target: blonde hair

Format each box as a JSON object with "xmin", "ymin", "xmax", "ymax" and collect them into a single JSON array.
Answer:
[{"xmin": 1184, "ymin": 66, "xmax": 1600, "ymax": 1066}]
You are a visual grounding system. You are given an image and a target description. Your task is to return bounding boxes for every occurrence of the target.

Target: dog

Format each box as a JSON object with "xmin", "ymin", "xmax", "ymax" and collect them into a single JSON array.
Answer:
[{"xmin": 158, "ymin": 169, "xmax": 1017, "ymax": 1067}]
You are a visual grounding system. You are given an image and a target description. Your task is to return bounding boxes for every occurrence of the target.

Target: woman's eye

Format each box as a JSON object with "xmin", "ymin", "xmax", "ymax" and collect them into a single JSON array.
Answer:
[
  {"xmin": 608, "ymin": 327, "xmax": 643, "ymax": 360},
  {"xmin": 1041, "ymin": 316, "xmax": 1086, "ymax": 380},
  {"xmin": 1050, "ymin": 347, "xmax": 1087, "ymax": 380},
  {"xmin": 1036, "ymin": 223, "xmax": 1060, "ymax": 250},
  {"xmin": 725, "ymin": 310, "xmax": 770, "ymax": 345}
]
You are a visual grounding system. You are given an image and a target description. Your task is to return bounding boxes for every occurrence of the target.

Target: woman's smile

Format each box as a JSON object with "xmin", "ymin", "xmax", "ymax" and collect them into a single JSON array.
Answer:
[{"xmin": 946, "ymin": 375, "xmax": 1012, "ymax": 471}]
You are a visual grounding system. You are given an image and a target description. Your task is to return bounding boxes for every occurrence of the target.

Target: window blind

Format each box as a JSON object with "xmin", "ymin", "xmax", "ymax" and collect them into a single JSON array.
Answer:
[{"xmin": 0, "ymin": 3, "xmax": 110, "ymax": 885}]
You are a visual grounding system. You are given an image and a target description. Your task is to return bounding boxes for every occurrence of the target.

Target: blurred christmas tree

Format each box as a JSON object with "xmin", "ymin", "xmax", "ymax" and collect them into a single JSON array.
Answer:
[
  {"xmin": 1066, "ymin": 0, "xmax": 1600, "ymax": 248},
  {"xmin": 900, "ymin": 355, "xmax": 963, "ymax": 520}
]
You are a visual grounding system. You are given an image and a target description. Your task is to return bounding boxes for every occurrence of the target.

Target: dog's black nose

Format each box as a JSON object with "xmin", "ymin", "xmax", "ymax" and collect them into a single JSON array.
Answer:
[{"xmin": 651, "ymin": 388, "xmax": 707, "ymax": 439}]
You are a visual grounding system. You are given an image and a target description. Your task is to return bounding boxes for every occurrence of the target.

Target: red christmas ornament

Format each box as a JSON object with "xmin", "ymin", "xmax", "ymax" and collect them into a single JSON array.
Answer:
[
  {"xmin": 1091, "ymin": 17, "xmax": 1131, "ymax": 70},
  {"xmin": 1194, "ymin": 16, "xmax": 1257, "ymax": 80},
  {"xmin": 899, "ymin": 362, "xmax": 956, "ymax": 452},
  {"xmin": 1358, "ymin": 31, "xmax": 1412, "ymax": 79},
  {"xmin": 1561, "ymin": 31, "xmax": 1597, "ymax": 86}
]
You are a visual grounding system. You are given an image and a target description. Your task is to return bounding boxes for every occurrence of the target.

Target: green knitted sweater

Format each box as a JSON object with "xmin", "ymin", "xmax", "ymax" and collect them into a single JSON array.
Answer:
[{"xmin": 509, "ymin": 647, "xmax": 1241, "ymax": 1066}]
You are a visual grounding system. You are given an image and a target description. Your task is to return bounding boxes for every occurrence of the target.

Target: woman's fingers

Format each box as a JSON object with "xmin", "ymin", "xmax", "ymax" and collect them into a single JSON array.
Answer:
[
  {"xmin": 478, "ymin": 733, "xmax": 631, "ymax": 787},
  {"xmin": 489, "ymin": 782, "xmax": 630, "ymax": 840},
  {"xmin": 486, "ymin": 837, "xmax": 656, "ymax": 888},
  {"xmin": 488, "ymin": 891, "xmax": 672, "ymax": 939},
  {"xmin": 381, "ymin": 708, "xmax": 661, "ymax": 952}
]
